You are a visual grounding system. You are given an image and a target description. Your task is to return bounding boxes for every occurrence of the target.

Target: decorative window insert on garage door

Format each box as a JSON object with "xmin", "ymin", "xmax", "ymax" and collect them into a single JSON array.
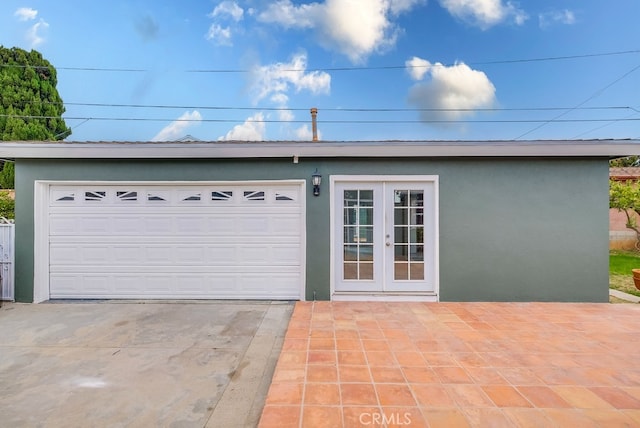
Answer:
[{"xmin": 33, "ymin": 181, "xmax": 306, "ymax": 302}]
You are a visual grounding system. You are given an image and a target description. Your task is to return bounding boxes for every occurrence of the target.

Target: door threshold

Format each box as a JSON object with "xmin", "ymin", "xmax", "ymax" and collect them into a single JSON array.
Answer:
[{"xmin": 332, "ymin": 292, "xmax": 438, "ymax": 302}]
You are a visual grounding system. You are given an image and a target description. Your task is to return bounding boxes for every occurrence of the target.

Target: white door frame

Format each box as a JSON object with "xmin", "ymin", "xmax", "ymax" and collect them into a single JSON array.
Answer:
[
  {"xmin": 330, "ymin": 175, "xmax": 439, "ymax": 301},
  {"xmin": 33, "ymin": 180, "xmax": 307, "ymax": 303}
]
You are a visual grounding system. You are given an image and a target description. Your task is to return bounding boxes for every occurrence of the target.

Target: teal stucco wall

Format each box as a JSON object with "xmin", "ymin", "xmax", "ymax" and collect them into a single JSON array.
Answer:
[{"xmin": 14, "ymin": 157, "xmax": 609, "ymax": 302}]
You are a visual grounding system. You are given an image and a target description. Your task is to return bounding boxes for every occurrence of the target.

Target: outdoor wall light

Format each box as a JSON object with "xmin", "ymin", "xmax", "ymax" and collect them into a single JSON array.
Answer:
[{"xmin": 312, "ymin": 169, "xmax": 322, "ymax": 196}]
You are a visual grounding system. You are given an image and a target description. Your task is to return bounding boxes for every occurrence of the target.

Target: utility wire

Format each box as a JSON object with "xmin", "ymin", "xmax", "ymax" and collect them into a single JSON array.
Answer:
[
  {"xmin": 1, "ymin": 49, "xmax": 639, "ymax": 73},
  {"xmin": 515, "ymin": 63, "xmax": 640, "ymax": 140},
  {"xmin": 4, "ymin": 114, "xmax": 639, "ymax": 124},
  {"xmin": 52, "ymin": 102, "xmax": 639, "ymax": 113}
]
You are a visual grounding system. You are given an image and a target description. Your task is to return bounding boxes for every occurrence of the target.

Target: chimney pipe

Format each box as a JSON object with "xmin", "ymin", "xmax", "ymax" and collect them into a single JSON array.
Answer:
[{"xmin": 310, "ymin": 107, "xmax": 318, "ymax": 142}]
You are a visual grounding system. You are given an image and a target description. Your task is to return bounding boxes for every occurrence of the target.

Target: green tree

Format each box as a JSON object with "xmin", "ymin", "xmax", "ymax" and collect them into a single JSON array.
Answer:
[
  {"xmin": 610, "ymin": 179, "xmax": 640, "ymax": 248},
  {"xmin": 0, "ymin": 46, "xmax": 70, "ymax": 189},
  {"xmin": 0, "ymin": 46, "xmax": 70, "ymax": 141},
  {"xmin": 0, "ymin": 161, "xmax": 14, "ymax": 189},
  {"xmin": 610, "ymin": 156, "xmax": 640, "ymax": 167}
]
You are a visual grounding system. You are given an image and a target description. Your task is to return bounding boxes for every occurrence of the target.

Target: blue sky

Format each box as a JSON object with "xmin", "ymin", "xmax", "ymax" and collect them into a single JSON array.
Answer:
[{"xmin": 1, "ymin": 0, "xmax": 639, "ymax": 142}]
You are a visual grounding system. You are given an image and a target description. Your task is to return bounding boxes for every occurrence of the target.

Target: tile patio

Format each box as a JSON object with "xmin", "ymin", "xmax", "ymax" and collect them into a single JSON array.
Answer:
[{"xmin": 259, "ymin": 301, "xmax": 640, "ymax": 427}]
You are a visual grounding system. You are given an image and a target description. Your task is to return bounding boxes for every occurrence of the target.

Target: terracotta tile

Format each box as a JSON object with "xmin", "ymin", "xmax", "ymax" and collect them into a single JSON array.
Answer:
[
  {"xmin": 502, "ymin": 408, "xmax": 553, "ymax": 428},
  {"xmin": 339, "ymin": 365, "xmax": 372, "ymax": 383},
  {"xmin": 343, "ymin": 406, "xmax": 384, "ymax": 428},
  {"xmin": 310, "ymin": 329, "xmax": 334, "ymax": 338},
  {"xmin": 306, "ymin": 364, "xmax": 338, "ymax": 382},
  {"xmin": 370, "ymin": 366, "xmax": 405, "ymax": 383},
  {"xmin": 582, "ymin": 409, "xmax": 639, "ymax": 426},
  {"xmin": 335, "ymin": 329, "xmax": 359, "ymax": 340},
  {"xmin": 381, "ymin": 407, "xmax": 427, "ymax": 428},
  {"xmin": 589, "ymin": 387, "xmax": 640, "ymax": 409},
  {"xmin": 623, "ymin": 409, "xmax": 640, "ymax": 425},
  {"xmin": 362, "ymin": 339, "xmax": 391, "ymax": 352},
  {"xmin": 338, "ymin": 350, "xmax": 367, "ymax": 365},
  {"xmin": 281, "ymin": 338, "xmax": 308, "ymax": 351},
  {"xmin": 286, "ymin": 328, "xmax": 309, "ymax": 339},
  {"xmin": 301, "ymin": 406, "xmax": 342, "ymax": 428},
  {"xmin": 446, "ymin": 384, "xmax": 495, "ymax": 408},
  {"xmin": 341, "ymin": 383, "xmax": 379, "ymax": 405},
  {"xmin": 465, "ymin": 366, "xmax": 509, "ymax": 385},
  {"xmin": 541, "ymin": 409, "xmax": 600, "ymax": 427},
  {"xmin": 422, "ymin": 408, "xmax": 471, "ymax": 428},
  {"xmin": 309, "ymin": 337, "xmax": 335, "ymax": 350},
  {"xmin": 401, "ymin": 366, "xmax": 439, "ymax": 383},
  {"xmin": 304, "ymin": 383, "xmax": 341, "ymax": 405},
  {"xmin": 366, "ymin": 351, "xmax": 398, "ymax": 367},
  {"xmin": 462, "ymin": 408, "xmax": 513, "ymax": 427},
  {"xmin": 258, "ymin": 405, "xmax": 300, "ymax": 428},
  {"xmin": 360, "ymin": 328, "xmax": 385, "ymax": 339},
  {"xmin": 277, "ymin": 351, "xmax": 307, "ymax": 367},
  {"xmin": 498, "ymin": 367, "xmax": 545, "ymax": 386},
  {"xmin": 272, "ymin": 367, "xmax": 306, "ymax": 382},
  {"xmin": 265, "ymin": 383, "xmax": 304, "ymax": 405},
  {"xmin": 376, "ymin": 384, "xmax": 416, "ymax": 406},
  {"xmin": 394, "ymin": 351, "xmax": 426, "ymax": 367},
  {"xmin": 433, "ymin": 366, "xmax": 473, "ymax": 384},
  {"xmin": 454, "ymin": 352, "xmax": 488, "ymax": 368},
  {"xmin": 336, "ymin": 338, "xmax": 362, "ymax": 350},
  {"xmin": 411, "ymin": 384, "xmax": 457, "ymax": 407},
  {"xmin": 382, "ymin": 328, "xmax": 411, "ymax": 340},
  {"xmin": 422, "ymin": 352, "xmax": 457, "ymax": 366},
  {"xmin": 553, "ymin": 386, "xmax": 616, "ymax": 409},
  {"xmin": 516, "ymin": 386, "xmax": 572, "ymax": 408},
  {"xmin": 307, "ymin": 350, "xmax": 336, "ymax": 364},
  {"xmin": 482, "ymin": 385, "xmax": 533, "ymax": 408}
]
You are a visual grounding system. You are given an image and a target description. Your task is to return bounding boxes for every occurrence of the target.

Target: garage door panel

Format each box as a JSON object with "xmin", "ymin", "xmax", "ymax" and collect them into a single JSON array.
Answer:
[
  {"xmin": 50, "ymin": 214, "xmax": 301, "ymax": 237},
  {"xmin": 50, "ymin": 244, "xmax": 300, "ymax": 266},
  {"xmin": 48, "ymin": 183, "xmax": 304, "ymax": 300},
  {"xmin": 50, "ymin": 272, "xmax": 301, "ymax": 299}
]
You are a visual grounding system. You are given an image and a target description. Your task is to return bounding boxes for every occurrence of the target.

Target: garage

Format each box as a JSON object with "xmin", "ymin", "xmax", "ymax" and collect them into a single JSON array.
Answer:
[{"xmin": 42, "ymin": 181, "xmax": 305, "ymax": 300}]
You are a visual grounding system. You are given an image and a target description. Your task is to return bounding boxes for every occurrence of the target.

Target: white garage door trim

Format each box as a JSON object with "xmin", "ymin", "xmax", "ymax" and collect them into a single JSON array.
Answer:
[{"xmin": 34, "ymin": 180, "xmax": 306, "ymax": 303}]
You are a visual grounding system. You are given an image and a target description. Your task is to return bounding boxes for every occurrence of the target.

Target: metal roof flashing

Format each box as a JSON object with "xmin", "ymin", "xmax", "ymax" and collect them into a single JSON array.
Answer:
[{"xmin": 0, "ymin": 139, "xmax": 638, "ymax": 159}]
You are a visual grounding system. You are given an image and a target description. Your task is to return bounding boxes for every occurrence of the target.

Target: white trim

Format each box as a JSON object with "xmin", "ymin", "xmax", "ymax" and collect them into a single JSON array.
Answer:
[
  {"xmin": 34, "ymin": 180, "xmax": 306, "ymax": 302},
  {"xmin": 332, "ymin": 292, "xmax": 438, "ymax": 302},
  {"xmin": 2, "ymin": 139, "xmax": 640, "ymax": 159},
  {"xmin": 329, "ymin": 175, "xmax": 440, "ymax": 302}
]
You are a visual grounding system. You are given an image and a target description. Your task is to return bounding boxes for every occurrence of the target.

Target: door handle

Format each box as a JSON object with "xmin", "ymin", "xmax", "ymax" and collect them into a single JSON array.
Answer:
[{"xmin": 386, "ymin": 242, "xmax": 391, "ymax": 247}]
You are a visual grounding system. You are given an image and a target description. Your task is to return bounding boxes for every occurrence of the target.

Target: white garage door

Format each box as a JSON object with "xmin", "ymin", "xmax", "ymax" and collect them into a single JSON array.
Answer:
[{"xmin": 47, "ymin": 182, "xmax": 304, "ymax": 300}]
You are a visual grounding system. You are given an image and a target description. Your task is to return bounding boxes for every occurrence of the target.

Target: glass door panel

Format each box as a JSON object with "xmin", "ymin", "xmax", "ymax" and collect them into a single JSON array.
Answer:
[{"xmin": 335, "ymin": 183, "xmax": 383, "ymax": 292}]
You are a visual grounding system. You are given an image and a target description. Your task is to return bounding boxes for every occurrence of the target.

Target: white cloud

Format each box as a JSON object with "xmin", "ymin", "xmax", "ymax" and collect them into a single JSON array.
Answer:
[
  {"xmin": 294, "ymin": 124, "xmax": 321, "ymax": 140},
  {"xmin": 210, "ymin": 1, "xmax": 244, "ymax": 22},
  {"xmin": 539, "ymin": 9, "xmax": 576, "ymax": 28},
  {"xmin": 405, "ymin": 56, "xmax": 432, "ymax": 81},
  {"xmin": 250, "ymin": 53, "xmax": 331, "ymax": 104},
  {"xmin": 206, "ymin": 24, "xmax": 232, "ymax": 45},
  {"xmin": 26, "ymin": 19, "xmax": 49, "ymax": 48},
  {"xmin": 219, "ymin": 113, "xmax": 266, "ymax": 141},
  {"xmin": 14, "ymin": 7, "xmax": 37, "ymax": 21},
  {"xmin": 407, "ymin": 59, "xmax": 496, "ymax": 123},
  {"xmin": 258, "ymin": 0, "xmax": 424, "ymax": 63},
  {"xmin": 206, "ymin": 1, "xmax": 244, "ymax": 45},
  {"xmin": 438, "ymin": 0, "xmax": 527, "ymax": 29},
  {"xmin": 152, "ymin": 110, "xmax": 202, "ymax": 141}
]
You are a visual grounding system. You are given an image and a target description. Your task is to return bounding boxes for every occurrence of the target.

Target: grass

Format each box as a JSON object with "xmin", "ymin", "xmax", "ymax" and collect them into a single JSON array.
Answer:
[{"xmin": 610, "ymin": 250, "xmax": 640, "ymax": 298}]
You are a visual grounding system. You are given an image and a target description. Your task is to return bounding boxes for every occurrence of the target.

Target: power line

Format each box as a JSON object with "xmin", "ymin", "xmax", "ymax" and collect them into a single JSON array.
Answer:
[
  {"xmin": 1, "ymin": 49, "xmax": 639, "ymax": 73},
  {"xmin": 3, "ymin": 114, "xmax": 639, "ymax": 124},
  {"xmin": 42, "ymin": 101, "xmax": 640, "ymax": 113},
  {"xmin": 515, "ymin": 63, "xmax": 640, "ymax": 140}
]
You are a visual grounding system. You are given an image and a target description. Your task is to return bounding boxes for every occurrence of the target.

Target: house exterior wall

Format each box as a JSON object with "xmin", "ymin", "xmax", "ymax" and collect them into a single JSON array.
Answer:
[{"xmin": 14, "ymin": 157, "xmax": 609, "ymax": 303}]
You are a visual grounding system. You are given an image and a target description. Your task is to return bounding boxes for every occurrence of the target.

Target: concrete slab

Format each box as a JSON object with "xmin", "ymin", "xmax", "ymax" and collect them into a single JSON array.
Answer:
[{"xmin": 0, "ymin": 301, "xmax": 293, "ymax": 427}]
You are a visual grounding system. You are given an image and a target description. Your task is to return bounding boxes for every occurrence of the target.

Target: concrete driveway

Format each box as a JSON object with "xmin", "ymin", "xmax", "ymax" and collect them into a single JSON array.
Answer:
[{"xmin": 0, "ymin": 300, "xmax": 293, "ymax": 427}]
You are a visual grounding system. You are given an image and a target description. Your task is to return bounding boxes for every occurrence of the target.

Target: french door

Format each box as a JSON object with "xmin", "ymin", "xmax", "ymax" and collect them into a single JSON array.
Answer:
[{"xmin": 333, "ymin": 177, "xmax": 438, "ymax": 295}]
